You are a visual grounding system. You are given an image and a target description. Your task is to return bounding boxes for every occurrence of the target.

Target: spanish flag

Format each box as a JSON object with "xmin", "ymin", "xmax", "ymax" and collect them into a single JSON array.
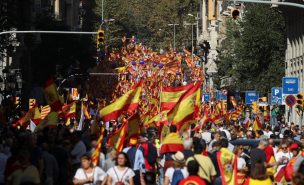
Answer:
[
  {"xmin": 44, "ymin": 79, "xmax": 62, "ymax": 112},
  {"xmin": 100, "ymin": 81, "xmax": 143, "ymax": 122},
  {"xmin": 62, "ymin": 101, "xmax": 76, "ymax": 118},
  {"xmin": 37, "ymin": 111, "xmax": 59, "ymax": 129},
  {"xmin": 159, "ymin": 132, "xmax": 184, "ymax": 154},
  {"xmin": 91, "ymin": 126, "xmax": 105, "ymax": 166},
  {"xmin": 127, "ymin": 113, "xmax": 141, "ymax": 139},
  {"xmin": 217, "ymin": 148, "xmax": 238, "ymax": 185},
  {"xmin": 253, "ymin": 116, "xmax": 262, "ymax": 131},
  {"xmin": 81, "ymin": 101, "xmax": 91, "ymax": 120},
  {"xmin": 108, "ymin": 121, "xmax": 128, "ymax": 152},
  {"xmin": 230, "ymin": 96, "xmax": 237, "ymax": 109},
  {"xmin": 164, "ymin": 83, "xmax": 201, "ymax": 129}
]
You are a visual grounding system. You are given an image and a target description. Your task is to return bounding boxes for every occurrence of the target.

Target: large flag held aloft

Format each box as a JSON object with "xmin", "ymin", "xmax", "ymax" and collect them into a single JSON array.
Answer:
[
  {"xmin": 44, "ymin": 79, "xmax": 63, "ymax": 112},
  {"xmin": 163, "ymin": 82, "xmax": 201, "ymax": 129},
  {"xmin": 100, "ymin": 81, "xmax": 143, "ymax": 122}
]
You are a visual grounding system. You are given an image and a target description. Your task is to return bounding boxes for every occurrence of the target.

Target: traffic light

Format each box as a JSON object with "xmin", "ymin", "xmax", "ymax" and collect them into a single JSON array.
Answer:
[
  {"xmin": 231, "ymin": 9, "xmax": 240, "ymax": 19},
  {"xmin": 222, "ymin": 6, "xmax": 241, "ymax": 19},
  {"xmin": 97, "ymin": 29, "xmax": 105, "ymax": 48},
  {"xmin": 296, "ymin": 93, "xmax": 303, "ymax": 111}
]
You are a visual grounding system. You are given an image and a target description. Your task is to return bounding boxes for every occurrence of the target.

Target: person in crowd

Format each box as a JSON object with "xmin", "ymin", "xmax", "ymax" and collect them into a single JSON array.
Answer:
[
  {"xmin": 73, "ymin": 153, "xmax": 106, "ymax": 185},
  {"xmin": 182, "ymin": 138, "xmax": 194, "ymax": 160},
  {"xmin": 0, "ymin": 144, "xmax": 8, "ymax": 185},
  {"xmin": 103, "ymin": 147, "xmax": 118, "ymax": 172},
  {"xmin": 160, "ymin": 125, "xmax": 184, "ymax": 173},
  {"xmin": 186, "ymin": 138, "xmax": 216, "ymax": 185},
  {"xmin": 138, "ymin": 133, "xmax": 158, "ymax": 185},
  {"xmin": 233, "ymin": 145, "xmax": 247, "ymax": 185},
  {"xmin": 41, "ymin": 142, "xmax": 59, "ymax": 185},
  {"xmin": 178, "ymin": 160, "xmax": 206, "ymax": 185},
  {"xmin": 71, "ymin": 131, "xmax": 87, "ymax": 175},
  {"xmin": 164, "ymin": 151, "xmax": 188, "ymax": 185},
  {"xmin": 208, "ymin": 131, "xmax": 221, "ymax": 152},
  {"xmin": 244, "ymin": 161, "xmax": 272, "ymax": 185},
  {"xmin": 122, "ymin": 136, "xmax": 145, "ymax": 185},
  {"xmin": 106, "ymin": 152, "xmax": 135, "ymax": 185},
  {"xmin": 201, "ymin": 125, "xmax": 212, "ymax": 144},
  {"xmin": 275, "ymin": 142, "xmax": 293, "ymax": 171},
  {"xmin": 250, "ymin": 139, "xmax": 268, "ymax": 173},
  {"xmin": 6, "ymin": 149, "xmax": 40, "ymax": 185},
  {"xmin": 292, "ymin": 161, "xmax": 304, "ymax": 185}
]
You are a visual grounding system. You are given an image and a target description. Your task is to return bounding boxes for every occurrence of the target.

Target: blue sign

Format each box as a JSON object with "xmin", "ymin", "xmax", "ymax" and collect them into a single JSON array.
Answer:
[
  {"xmin": 203, "ymin": 94, "xmax": 210, "ymax": 102},
  {"xmin": 216, "ymin": 91, "xmax": 227, "ymax": 101},
  {"xmin": 283, "ymin": 77, "xmax": 299, "ymax": 94},
  {"xmin": 245, "ymin": 91, "xmax": 259, "ymax": 104},
  {"xmin": 271, "ymin": 87, "xmax": 282, "ymax": 105}
]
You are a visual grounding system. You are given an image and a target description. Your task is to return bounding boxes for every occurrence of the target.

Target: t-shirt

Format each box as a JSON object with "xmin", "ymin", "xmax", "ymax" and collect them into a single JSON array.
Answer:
[
  {"xmin": 74, "ymin": 166, "xmax": 106, "ymax": 185},
  {"xmin": 250, "ymin": 148, "xmax": 266, "ymax": 172},
  {"xmin": 186, "ymin": 154, "xmax": 216, "ymax": 183},
  {"xmin": 7, "ymin": 165, "xmax": 40, "ymax": 185},
  {"xmin": 245, "ymin": 177, "xmax": 272, "ymax": 185},
  {"xmin": 237, "ymin": 157, "xmax": 246, "ymax": 170},
  {"xmin": 165, "ymin": 167, "xmax": 189, "ymax": 184},
  {"xmin": 107, "ymin": 166, "xmax": 135, "ymax": 185},
  {"xmin": 178, "ymin": 175, "xmax": 206, "ymax": 185}
]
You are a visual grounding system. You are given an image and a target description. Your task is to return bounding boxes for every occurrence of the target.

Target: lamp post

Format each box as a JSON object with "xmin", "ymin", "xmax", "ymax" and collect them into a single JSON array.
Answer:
[{"xmin": 168, "ymin": 24, "xmax": 179, "ymax": 51}]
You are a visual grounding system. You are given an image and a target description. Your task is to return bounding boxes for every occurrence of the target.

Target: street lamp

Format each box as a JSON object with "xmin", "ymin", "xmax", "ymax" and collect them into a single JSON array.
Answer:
[{"xmin": 168, "ymin": 24, "xmax": 179, "ymax": 51}]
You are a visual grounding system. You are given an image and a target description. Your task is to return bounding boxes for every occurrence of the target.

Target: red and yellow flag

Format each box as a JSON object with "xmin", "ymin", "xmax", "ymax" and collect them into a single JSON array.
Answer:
[
  {"xmin": 100, "ymin": 81, "xmax": 143, "ymax": 122},
  {"xmin": 15, "ymin": 106, "xmax": 41, "ymax": 127},
  {"xmin": 253, "ymin": 116, "xmax": 262, "ymax": 131},
  {"xmin": 62, "ymin": 101, "xmax": 76, "ymax": 118},
  {"xmin": 81, "ymin": 101, "xmax": 91, "ymax": 120},
  {"xmin": 40, "ymin": 105, "xmax": 51, "ymax": 120},
  {"xmin": 108, "ymin": 121, "xmax": 128, "ymax": 152},
  {"xmin": 159, "ymin": 132, "xmax": 184, "ymax": 154},
  {"xmin": 217, "ymin": 148, "xmax": 238, "ymax": 185},
  {"xmin": 91, "ymin": 126, "xmax": 105, "ymax": 167},
  {"xmin": 44, "ymin": 79, "xmax": 62, "ymax": 112},
  {"xmin": 230, "ymin": 96, "xmax": 237, "ymax": 109},
  {"xmin": 127, "ymin": 113, "xmax": 141, "ymax": 139},
  {"xmin": 161, "ymin": 83, "xmax": 201, "ymax": 129}
]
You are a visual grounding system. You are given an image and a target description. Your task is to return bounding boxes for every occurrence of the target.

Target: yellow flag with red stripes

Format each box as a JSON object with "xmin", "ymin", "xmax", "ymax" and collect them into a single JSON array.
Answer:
[
  {"xmin": 108, "ymin": 121, "xmax": 128, "ymax": 152},
  {"xmin": 91, "ymin": 126, "xmax": 105, "ymax": 166},
  {"xmin": 100, "ymin": 81, "xmax": 143, "ymax": 122}
]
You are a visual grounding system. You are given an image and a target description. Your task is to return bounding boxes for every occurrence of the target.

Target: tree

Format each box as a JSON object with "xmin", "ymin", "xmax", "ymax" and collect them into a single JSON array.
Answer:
[{"xmin": 216, "ymin": 4, "xmax": 286, "ymax": 95}]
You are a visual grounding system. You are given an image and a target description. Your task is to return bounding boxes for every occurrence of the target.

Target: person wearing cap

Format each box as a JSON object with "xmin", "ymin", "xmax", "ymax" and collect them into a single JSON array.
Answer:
[
  {"xmin": 122, "ymin": 135, "xmax": 145, "ymax": 185},
  {"xmin": 164, "ymin": 151, "xmax": 189, "ymax": 185},
  {"xmin": 282, "ymin": 143, "xmax": 301, "ymax": 182},
  {"xmin": 294, "ymin": 142, "xmax": 304, "ymax": 172}
]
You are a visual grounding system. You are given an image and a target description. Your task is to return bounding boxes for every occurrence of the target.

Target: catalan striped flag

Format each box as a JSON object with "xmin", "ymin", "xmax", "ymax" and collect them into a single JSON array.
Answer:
[
  {"xmin": 40, "ymin": 105, "xmax": 51, "ymax": 120},
  {"xmin": 161, "ymin": 83, "xmax": 201, "ymax": 129},
  {"xmin": 44, "ymin": 79, "xmax": 62, "ymax": 112},
  {"xmin": 15, "ymin": 106, "xmax": 41, "ymax": 127},
  {"xmin": 100, "ymin": 81, "xmax": 143, "ymax": 122},
  {"xmin": 91, "ymin": 126, "xmax": 105, "ymax": 167},
  {"xmin": 108, "ymin": 121, "xmax": 128, "ymax": 152}
]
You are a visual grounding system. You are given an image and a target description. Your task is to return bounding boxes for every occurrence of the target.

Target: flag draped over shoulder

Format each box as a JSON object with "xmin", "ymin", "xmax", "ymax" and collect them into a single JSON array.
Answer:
[
  {"xmin": 91, "ymin": 126, "xmax": 105, "ymax": 166},
  {"xmin": 161, "ymin": 82, "xmax": 201, "ymax": 129},
  {"xmin": 217, "ymin": 148, "xmax": 238, "ymax": 185},
  {"xmin": 44, "ymin": 79, "xmax": 63, "ymax": 112},
  {"xmin": 159, "ymin": 132, "xmax": 184, "ymax": 154},
  {"xmin": 108, "ymin": 121, "xmax": 128, "ymax": 152},
  {"xmin": 100, "ymin": 81, "xmax": 143, "ymax": 122}
]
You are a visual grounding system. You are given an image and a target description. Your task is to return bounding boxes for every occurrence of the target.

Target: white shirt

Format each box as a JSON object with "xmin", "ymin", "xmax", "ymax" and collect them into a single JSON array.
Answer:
[
  {"xmin": 237, "ymin": 157, "xmax": 246, "ymax": 170},
  {"xmin": 201, "ymin": 132, "xmax": 212, "ymax": 143},
  {"xmin": 263, "ymin": 131, "xmax": 273, "ymax": 138},
  {"xmin": 74, "ymin": 166, "xmax": 106, "ymax": 185},
  {"xmin": 107, "ymin": 166, "xmax": 135, "ymax": 185},
  {"xmin": 275, "ymin": 151, "xmax": 293, "ymax": 163},
  {"xmin": 165, "ymin": 167, "xmax": 189, "ymax": 184},
  {"xmin": 71, "ymin": 140, "xmax": 87, "ymax": 164}
]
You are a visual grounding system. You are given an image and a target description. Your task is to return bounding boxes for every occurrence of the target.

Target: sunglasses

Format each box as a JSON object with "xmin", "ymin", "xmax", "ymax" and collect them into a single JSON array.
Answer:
[{"xmin": 282, "ymin": 147, "xmax": 288, "ymax": 149}]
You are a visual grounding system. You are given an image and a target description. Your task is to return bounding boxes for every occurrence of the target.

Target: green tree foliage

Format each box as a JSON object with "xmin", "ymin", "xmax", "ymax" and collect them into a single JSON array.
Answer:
[{"xmin": 216, "ymin": 5, "xmax": 286, "ymax": 95}]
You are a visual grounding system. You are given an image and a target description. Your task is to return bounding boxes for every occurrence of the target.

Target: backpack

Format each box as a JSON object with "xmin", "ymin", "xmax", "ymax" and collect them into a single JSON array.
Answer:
[{"xmin": 171, "ymin": 169, "xmax": 184, "ymax": 185}]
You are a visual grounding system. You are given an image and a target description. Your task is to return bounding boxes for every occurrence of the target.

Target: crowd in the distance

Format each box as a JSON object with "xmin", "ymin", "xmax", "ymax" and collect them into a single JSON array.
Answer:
[{"xmin": 1, "ymin": 120, "xmax": 304, "ymax": 185}]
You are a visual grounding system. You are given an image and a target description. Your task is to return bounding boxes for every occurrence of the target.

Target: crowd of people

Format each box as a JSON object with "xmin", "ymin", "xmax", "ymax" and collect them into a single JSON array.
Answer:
[{"xmin": 1, "ymin": 120, "xmax": 304, "ymax": 185}]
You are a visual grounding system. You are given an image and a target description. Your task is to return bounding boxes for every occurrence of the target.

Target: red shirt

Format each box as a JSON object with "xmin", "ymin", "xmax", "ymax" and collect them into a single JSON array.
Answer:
[{"xmin": 178, "ymin": 175, "xmax": 206, "ymax": 185}]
